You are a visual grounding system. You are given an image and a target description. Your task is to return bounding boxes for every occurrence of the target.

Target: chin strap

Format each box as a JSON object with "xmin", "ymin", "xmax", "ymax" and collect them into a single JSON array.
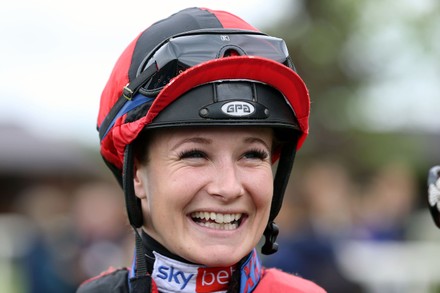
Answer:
[
  {"xmin": 261, "ymin": 222, "xmax": 279, "ymax": 255},
  {"xmin": 261, "ymin": 139, "xmax": 298, "ymax": 255},
  {"xmin": 128, "ymin": 227, "xmax": 152, "ymax": 292},
  {"xmin": 123, "ymin": 144, "xmax": 144, "ymax": 228},
  {"xmin": 124, "ymin": 145, "xmax": 152, "ymax": 290}
]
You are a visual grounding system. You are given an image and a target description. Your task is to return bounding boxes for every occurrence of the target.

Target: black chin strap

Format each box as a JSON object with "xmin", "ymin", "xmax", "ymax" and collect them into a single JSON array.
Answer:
[
  {"xmin": 123, "ymin": 144, "xmax": 144, "ymax": 228},
  {"xmin": 262, "ymin": 140, "xmax": 297, "ymax": 255},
  {"xmin": 128, "ymin": 228, "xmax": 151, "ymax": 292},
  {"xmin": 123, "ymin": 145, "xmax": 152, "ymax": 291},
  {"xmin": 261, "ymin": 222, "xmax": 279, "ymax": 255}
]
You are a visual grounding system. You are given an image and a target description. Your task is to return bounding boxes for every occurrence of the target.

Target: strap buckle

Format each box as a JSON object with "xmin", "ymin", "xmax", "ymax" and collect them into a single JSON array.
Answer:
[{"xmin": 123, "ymin": 84, "xmax": 134, "ymax": 100}]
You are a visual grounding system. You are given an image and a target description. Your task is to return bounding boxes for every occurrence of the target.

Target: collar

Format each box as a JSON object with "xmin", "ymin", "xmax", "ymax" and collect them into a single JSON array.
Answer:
[
  {"xmin": 152, "ymin": 251, "xmax": 233, "ymax": 292},
  {"xmin": 130, "ymin": 232, "xmax": 263, "ymax": 293}
]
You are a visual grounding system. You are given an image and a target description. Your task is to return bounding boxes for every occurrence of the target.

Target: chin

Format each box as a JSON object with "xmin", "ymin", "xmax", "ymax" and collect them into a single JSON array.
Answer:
[
  {"xmin": 189, "ymin": 247, "xmax": 247, "ymax": 267},
  {"xmin": 200, "ymin": 257, "xmax": 239, "ymax": 268}
]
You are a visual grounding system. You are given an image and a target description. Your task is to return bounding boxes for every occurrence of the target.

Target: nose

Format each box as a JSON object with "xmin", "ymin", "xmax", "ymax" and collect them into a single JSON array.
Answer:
[{"xmin": 207, "ymin": 159, "xmax": 245, "ymax": 201}]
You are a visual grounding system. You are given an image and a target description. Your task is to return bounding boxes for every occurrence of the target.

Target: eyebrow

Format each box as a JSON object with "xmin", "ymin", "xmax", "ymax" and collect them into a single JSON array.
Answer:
[
  {"xmin": 171, "ymin": 137, "xmax": 212, "ymax": 151},
  {"xmin": 171, "ymin": 136, "xmax": 271, "ymax": 151},
  {"xmin": 243, "ymin": 137, "xmax": 272, "ymax": 151}
]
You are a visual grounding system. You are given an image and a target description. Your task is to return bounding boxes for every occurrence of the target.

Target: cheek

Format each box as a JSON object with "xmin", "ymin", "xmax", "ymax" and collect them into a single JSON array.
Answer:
[
  {"xmin": 145, "ymin": 170, "xmax": 199, "ymax": 219},
  {"xmin": 247, "ymin": 168, "xmax": 274, "ymax": 209}
]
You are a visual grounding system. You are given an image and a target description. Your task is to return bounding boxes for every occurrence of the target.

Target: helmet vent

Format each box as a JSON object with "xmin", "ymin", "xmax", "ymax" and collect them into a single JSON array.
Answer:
[
  {"xmin": 223, "ymin": 48, "xmax": 240, "ymax": 57},
  {"xmin": 218, "ymin": 45, "xmax": 246, "ymax": 58}
]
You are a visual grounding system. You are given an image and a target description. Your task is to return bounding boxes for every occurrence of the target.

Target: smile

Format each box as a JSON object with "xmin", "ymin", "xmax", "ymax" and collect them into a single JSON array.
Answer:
[{"xmin": 190, "ymin": 212, "xmax": 243, "ymax": 230}]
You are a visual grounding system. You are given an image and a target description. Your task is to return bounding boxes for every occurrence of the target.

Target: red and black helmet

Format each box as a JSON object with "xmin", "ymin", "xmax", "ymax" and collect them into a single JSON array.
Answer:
[{"xmin": 97, "ymin": 7, "xmax": 310, "ymax": 254}]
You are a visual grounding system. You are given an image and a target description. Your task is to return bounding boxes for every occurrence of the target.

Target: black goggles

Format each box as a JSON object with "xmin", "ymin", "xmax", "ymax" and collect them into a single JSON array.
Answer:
[{"xmin": 134, "ymin": 30, "xmax": 294, "ymax": 97}]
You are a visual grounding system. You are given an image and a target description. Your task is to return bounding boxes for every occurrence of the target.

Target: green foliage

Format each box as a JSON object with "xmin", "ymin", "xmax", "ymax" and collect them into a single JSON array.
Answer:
[{"xmin": 264, "ymin": 0, "xmax": 439, "ymax": 181}]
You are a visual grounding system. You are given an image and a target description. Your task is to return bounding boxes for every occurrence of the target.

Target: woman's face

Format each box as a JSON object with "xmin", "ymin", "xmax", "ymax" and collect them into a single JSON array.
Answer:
[{"xmin": 134, "ymin": 127, "xmax": 274, "ymax": 267}]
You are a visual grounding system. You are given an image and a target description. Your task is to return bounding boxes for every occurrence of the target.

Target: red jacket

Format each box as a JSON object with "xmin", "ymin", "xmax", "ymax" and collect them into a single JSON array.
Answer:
[
  {"xmin": 255, "ymin": 268, "xmax": 326, "ymax": 293},
  {"xmin": 77, "ymin": 267, "xmax": 326, "ymax": 293}
]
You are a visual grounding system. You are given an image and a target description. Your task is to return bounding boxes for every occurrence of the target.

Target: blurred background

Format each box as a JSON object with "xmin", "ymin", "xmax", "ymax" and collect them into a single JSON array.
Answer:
[{"xmin": 1, "ymin": 0, "xmax": 439, "ymax": 292}]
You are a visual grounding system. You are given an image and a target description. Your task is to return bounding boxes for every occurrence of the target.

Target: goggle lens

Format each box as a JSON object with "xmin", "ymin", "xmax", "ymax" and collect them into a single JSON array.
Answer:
[{"xmin": 138, "ymin": 32, "xmax": 292, "ymax": 93}]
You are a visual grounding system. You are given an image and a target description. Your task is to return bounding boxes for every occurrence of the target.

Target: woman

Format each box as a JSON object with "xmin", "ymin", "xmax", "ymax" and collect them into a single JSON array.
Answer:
[{"xmin": 78, "ymin": 7, "xmax": 326, "ymax": 293}]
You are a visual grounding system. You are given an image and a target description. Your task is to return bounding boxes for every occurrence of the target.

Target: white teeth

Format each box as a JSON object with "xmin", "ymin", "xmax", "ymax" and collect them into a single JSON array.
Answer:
[
  {"xmin": 198, "ymin": 221, "xmax": 239, "ymax": 230},
  {"xmin": 191, "ymin": 212, "xmax": 242, "ymax": 224}
]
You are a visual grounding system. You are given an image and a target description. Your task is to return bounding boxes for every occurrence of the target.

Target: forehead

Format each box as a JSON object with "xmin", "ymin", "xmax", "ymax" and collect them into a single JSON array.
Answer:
[{"xmin": 149, "ymin": 126, "xmax": 273, "ymax": 145}]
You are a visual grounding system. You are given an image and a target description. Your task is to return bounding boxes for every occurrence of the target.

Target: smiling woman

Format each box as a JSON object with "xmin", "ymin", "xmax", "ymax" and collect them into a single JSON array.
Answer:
[
  {"xmin": 134, "ymin": 128, "xmax": 274, "ymax": 268},
  {"xmin": 77, "ymin": 7, "xmax": 325, "ymax": 293}
]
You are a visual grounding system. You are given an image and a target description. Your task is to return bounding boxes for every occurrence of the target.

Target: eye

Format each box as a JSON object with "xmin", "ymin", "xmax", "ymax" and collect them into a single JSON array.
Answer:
[
  {"xmin": 178, "ymin": 149, "xmax": 207, "ymax": 160},
  {"xmin": 243, "ymin": 149, "xmax": 270, "ymax": 161}
]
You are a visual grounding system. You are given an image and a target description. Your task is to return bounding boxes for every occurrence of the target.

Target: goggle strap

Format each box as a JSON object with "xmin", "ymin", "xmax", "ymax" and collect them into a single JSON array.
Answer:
[
  {"xmin": 98, "ymin": 63, "xmax": 157, "ymax": 141},
  {"xmin": 124, "ymin": 62, "xmax": 158, "ymax": 100}
]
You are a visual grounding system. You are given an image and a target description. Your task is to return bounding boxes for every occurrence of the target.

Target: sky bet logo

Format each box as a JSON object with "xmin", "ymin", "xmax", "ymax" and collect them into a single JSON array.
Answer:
[
  {"xmin": 153, "ymin": 251, "xmax": 234, "ymax": 292},
  {"xmin": 156, "ymin": 265, "xmax": 194, "ymax": 290},
  {"xmin": 155, "ymin": 265, "xmax": 233, "ymax": 292},
  {"xmin": 196, "ymin": 266, "xmax": 234, "ymax": 292}
]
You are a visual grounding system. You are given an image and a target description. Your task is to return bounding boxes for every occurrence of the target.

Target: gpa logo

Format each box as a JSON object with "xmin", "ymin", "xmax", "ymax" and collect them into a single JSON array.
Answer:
[{"xmin": 221, "ymin": 101, "xmax": 255, "ymax": 117}]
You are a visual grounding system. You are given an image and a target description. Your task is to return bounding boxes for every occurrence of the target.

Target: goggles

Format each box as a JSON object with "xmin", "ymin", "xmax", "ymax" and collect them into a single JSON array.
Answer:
[
  {"xmin": 136, "ymin": 30, "xmax": 294, "ymax": 96},
  {"xmin": 99, "ymin": 30, "xmax": 295, "ymax": 141}
]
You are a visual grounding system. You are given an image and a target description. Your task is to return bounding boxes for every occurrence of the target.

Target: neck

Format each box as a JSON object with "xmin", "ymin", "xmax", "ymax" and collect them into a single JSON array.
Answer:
[
  {"xmin": 130, "ymin": 231, "xmax": 262, "ymax": 293},
  {"xmin": 142, "ymin": 231, "xmax": 193, "ymax": 269}
]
